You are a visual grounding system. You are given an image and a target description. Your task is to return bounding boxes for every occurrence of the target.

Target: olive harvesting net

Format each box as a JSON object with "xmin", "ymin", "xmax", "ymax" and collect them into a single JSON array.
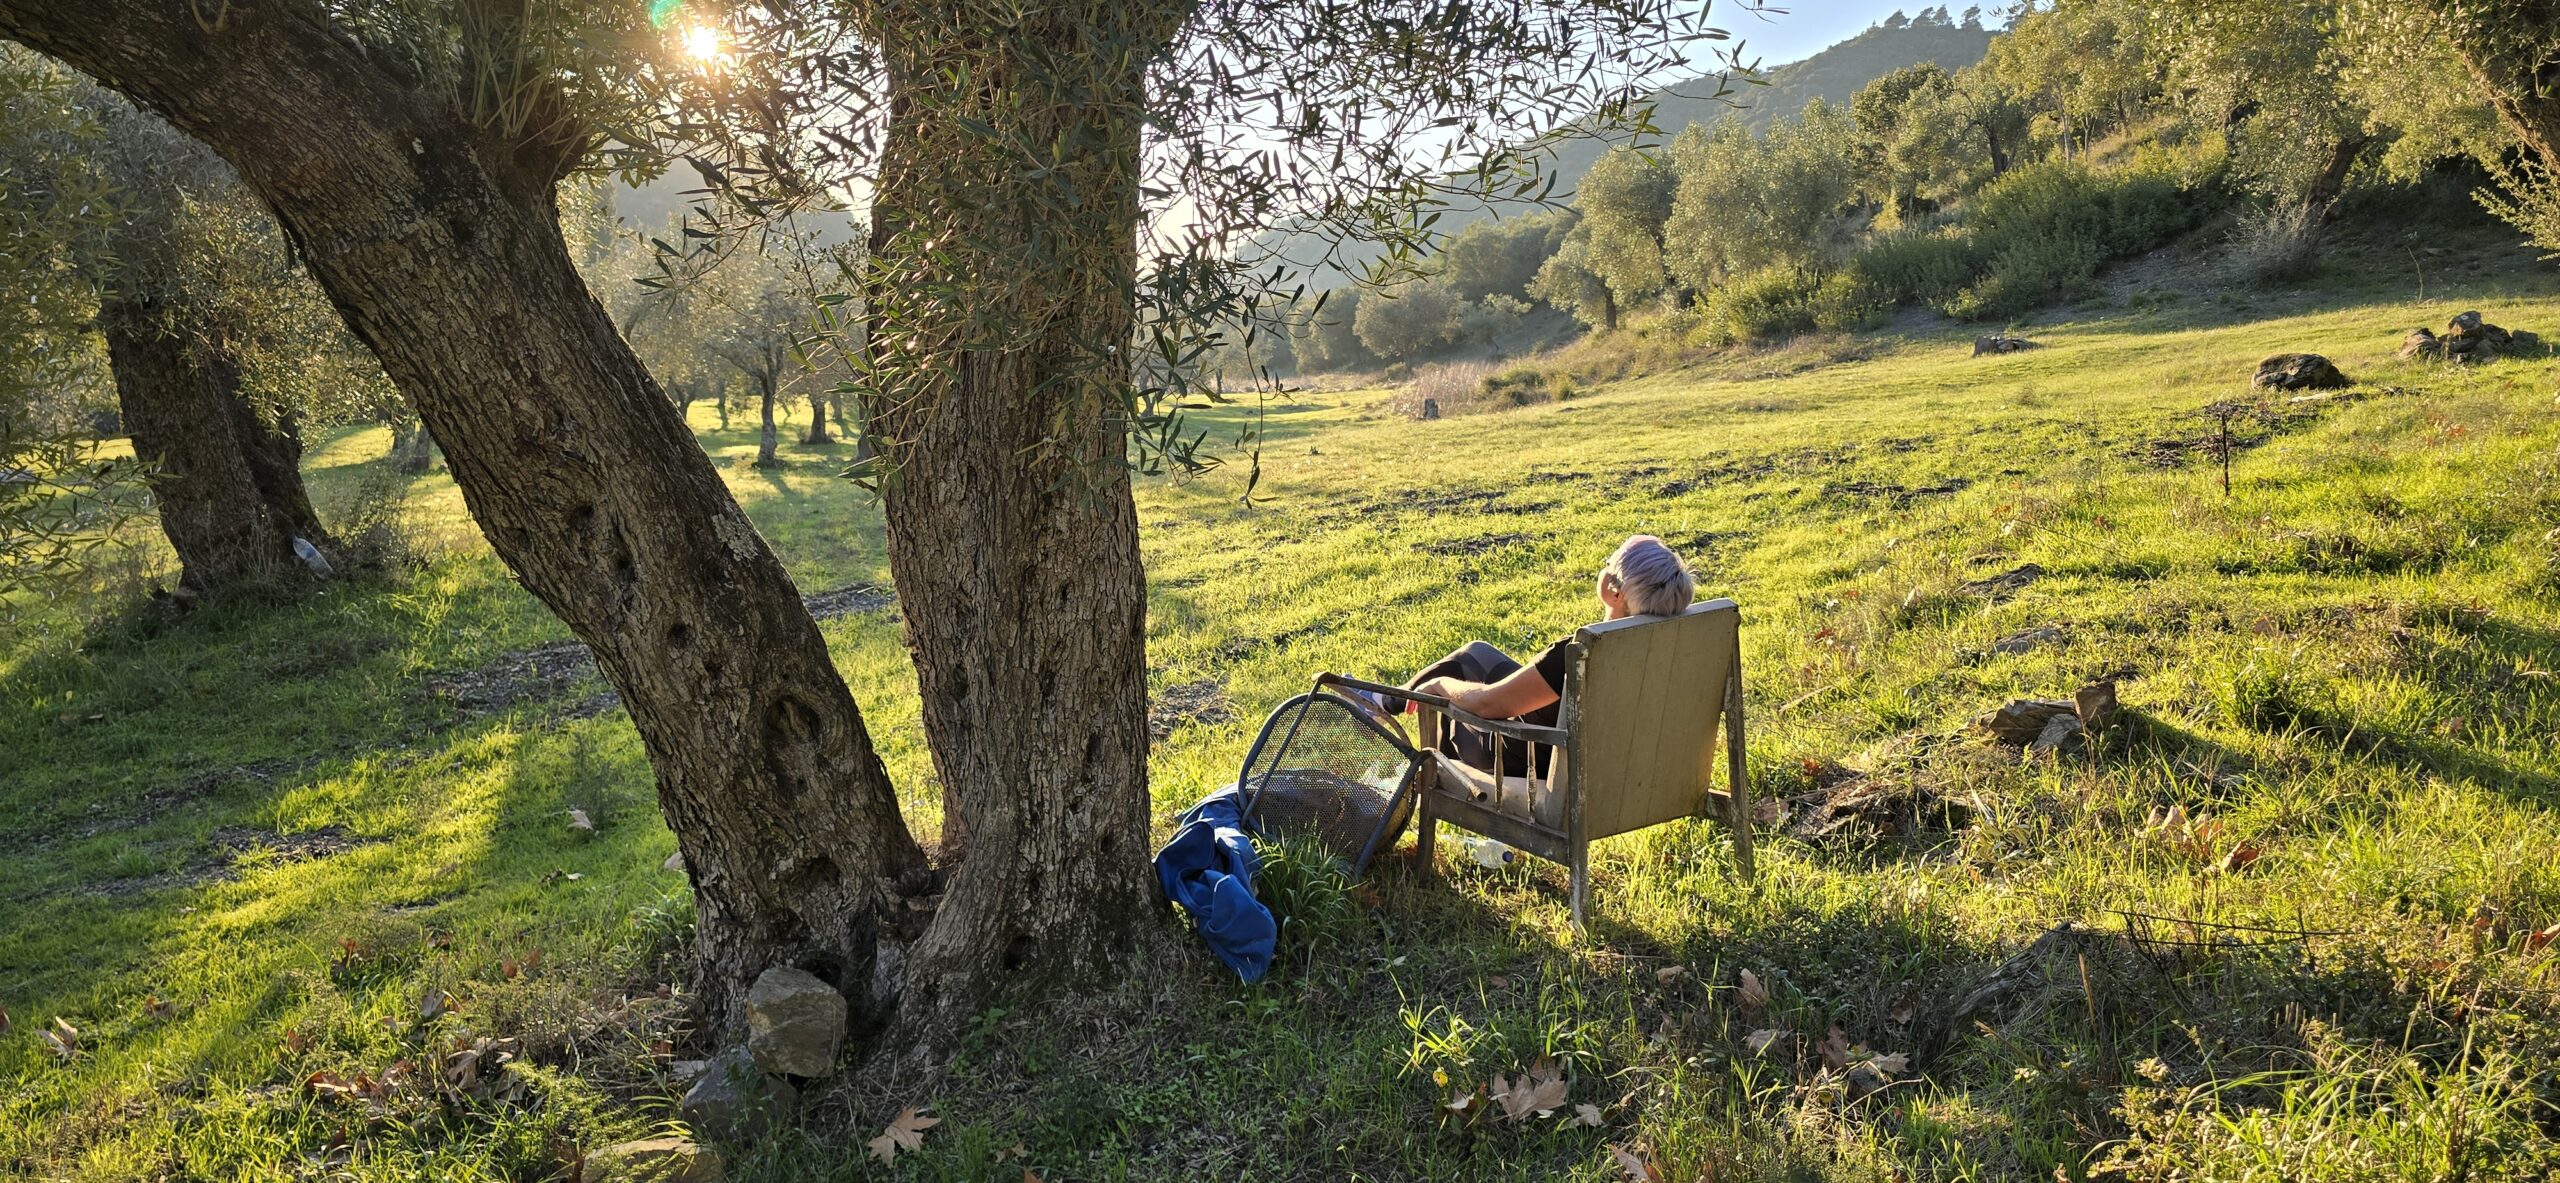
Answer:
[{"xmin": 1237, "ymin": 691, "xmax": 1422, "ymax": 879}]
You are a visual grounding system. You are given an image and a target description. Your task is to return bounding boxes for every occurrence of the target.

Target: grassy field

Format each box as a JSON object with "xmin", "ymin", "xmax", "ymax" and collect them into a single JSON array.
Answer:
[{"xmin": 9, "ymin": 241, "xmax": 2560, "ymax": 1181}]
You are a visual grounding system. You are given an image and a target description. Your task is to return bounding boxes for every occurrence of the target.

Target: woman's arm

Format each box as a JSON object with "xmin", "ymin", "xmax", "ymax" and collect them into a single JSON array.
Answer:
[{"xmin": 1414, "ymin": 663, "xmax": 1560, "ymax": 720}]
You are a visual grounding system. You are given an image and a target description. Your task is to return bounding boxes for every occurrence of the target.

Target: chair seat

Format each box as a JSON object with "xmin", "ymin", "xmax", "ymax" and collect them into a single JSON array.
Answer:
[{"xmin": 1429, "ymin": 752, "xmax": 1563, "ymax": 830}]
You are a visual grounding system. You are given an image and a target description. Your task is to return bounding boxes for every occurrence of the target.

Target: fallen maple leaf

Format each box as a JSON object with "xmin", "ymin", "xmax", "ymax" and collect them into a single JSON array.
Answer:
[
  {"xmin": 996, "ymin": 1141, "xmax": 1029, "ymax": 1162},
  {"xmin": 1818, "ymin": 1024, "xmax": 1851, "ymax": 1070},
  {"xmin": 867, "ymin": 1107, "xmax": 941, "ymax": 1166},
  {"xmin": 1737, "ymin": 969, "xmax": 1769, "ymax": 1012},
  {"xmin": 2528, "ymin": 922, "xmax": 2560, "ymax": 954},
  {"xmin": 142, "ymin": 996, "xmax": 173, "ymax": 1021},
  {"xmin": 1888, "ymin": 995, "xmax": 1917, "ymax": 1026},
  {"xmin": 567, "ymin": 808, "xmax": 594, "ymax": 831},
  {"xmin": 1743, "ymin": 1027, "xmax": 1785, "ymax": 1055},
  {"xmin": 1870, "ymin": 1051, "xmax": 1910, "ymax": 1077},
  {"xmin": 1654, "ymin": 964, "xmax": 1688, "ymax": 986},
  {"xmin": 1573, "ymin": 1102, "xmax": 1604, "ymax": 1127},
  {"xmin": 2218, "ymin": 841, "xmax": 2263, "ymax": 874},
  {"xmin": 1443, "ymin": 1085, "xmax": 1482, "ymax": 1118}
]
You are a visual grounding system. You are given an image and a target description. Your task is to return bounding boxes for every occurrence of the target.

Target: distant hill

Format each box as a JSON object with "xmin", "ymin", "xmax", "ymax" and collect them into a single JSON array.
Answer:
[{"xmin": 1262, "ymin": 20, "xmax": 1997, "ymax": 287}]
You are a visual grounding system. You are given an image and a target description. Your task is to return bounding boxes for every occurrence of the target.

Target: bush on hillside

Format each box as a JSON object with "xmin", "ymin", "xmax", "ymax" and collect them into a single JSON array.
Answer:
[
  {"xmin": 1699, "ymin": 267, "xmax": 1820, "ymax": 344},
  {"xmin": 1808, "ymin": 269, "xmax": 1895, "ymax": 332},
  {"xmin": 1942, "ymin": 159, "xmax": 2214, "ymax": 319},
  {"xmin": 2220, "ymin": 200, "xmax": 2324, "ymax": 286},
  {"xmin": 1845, "ymin": 226, "xmax": 1983, "ymax": 307}
]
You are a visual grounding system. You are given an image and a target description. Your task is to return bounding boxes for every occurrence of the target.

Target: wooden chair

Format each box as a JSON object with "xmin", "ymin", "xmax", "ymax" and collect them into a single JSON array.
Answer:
[{"xmin": 1325, "ymin": 599, "xmax": 1756, "ymax": 933}]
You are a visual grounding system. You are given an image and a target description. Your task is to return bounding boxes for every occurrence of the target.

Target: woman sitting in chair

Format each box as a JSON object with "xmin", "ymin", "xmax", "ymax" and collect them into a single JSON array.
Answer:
[{"xmin": 1389, "ymin": 534, "xmax": 1695, "ymax": 777}]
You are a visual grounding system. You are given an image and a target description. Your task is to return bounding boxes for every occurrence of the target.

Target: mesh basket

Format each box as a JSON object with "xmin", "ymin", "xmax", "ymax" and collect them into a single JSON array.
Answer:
[{"xmin": 1237, "ymin": 691, "xmax": 1422, "ymax": 879}]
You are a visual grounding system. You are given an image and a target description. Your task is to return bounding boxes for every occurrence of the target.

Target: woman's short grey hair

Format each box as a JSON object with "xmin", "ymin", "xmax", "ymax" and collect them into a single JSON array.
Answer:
[{"xmin": 1605, "ymin": 535, "xmax": 1696, "ymax": 616}]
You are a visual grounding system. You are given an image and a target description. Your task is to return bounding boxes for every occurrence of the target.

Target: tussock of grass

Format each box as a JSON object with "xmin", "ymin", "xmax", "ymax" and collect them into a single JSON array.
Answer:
[{"xmin": 10, "ymin": 291, "xmax": 2560, "ymax": 1180}]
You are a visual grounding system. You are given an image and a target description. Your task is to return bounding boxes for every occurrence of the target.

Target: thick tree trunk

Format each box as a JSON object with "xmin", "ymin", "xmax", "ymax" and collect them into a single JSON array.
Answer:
[
  {"xmin": 98, "ymin": 296, "xmax": 321, "ymax": 593},
  {"xmin": 2, "ymin": 0, "xmax": 927, "ymax": 1023},
  {"xmin": 802, "ymin": 389, "xmax": 831, "ymax": 444},
  {"xmin": 857, "ymin": 24, "xmax": 1161, "ymax": 1051},
  {"xmin": 393, "ymin": 417, "xmax": 439, "ymax": 474},
  {"xmin": 755, "ymin": 376, "xmax": 781, "ymax": 467}
]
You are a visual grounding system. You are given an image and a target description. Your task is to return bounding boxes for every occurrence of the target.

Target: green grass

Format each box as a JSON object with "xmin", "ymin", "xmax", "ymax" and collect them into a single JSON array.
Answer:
[{"xmin": 9, "ymin": 270, "xmax": 2560, "ymax": 1181}]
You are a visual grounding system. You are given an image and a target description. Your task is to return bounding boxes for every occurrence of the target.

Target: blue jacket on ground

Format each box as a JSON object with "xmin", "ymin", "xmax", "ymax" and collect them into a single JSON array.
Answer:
[{"xmin": 1153, "ymin": 785, "xmax": 1276, "ymax": 982}]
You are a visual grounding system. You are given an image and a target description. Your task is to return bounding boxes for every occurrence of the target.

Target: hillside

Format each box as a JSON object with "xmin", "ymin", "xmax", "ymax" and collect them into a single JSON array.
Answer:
[
  {"xmin": 11, "ymin": 264, "xmax": 2560, "ymax": 1178},
  {"xmin": 1263, "ymin": 20, "xmax": 1995, "ymax": 286}
]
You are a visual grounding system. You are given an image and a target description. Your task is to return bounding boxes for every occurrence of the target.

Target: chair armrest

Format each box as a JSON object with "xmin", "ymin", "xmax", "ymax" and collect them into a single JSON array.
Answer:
[{"xmin": 1317, "ymin": 672, "xmax": 1569, "ymax": 747}]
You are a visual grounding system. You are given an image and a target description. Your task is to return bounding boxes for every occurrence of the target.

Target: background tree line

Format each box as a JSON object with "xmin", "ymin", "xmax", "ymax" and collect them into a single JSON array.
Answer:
[{"xmin": 1277, "ymin": 0, "xmax": 2560, "ymax": 377}]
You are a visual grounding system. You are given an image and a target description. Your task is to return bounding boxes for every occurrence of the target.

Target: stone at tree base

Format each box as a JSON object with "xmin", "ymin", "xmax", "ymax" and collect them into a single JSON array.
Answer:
[
  {"xmin": 679, "ymin": 1046, "xmax": 799, "ymax": 1141},
  {"xmin": 1973, "ymin": 335, "xmax": 2036, "ymax": 356},
  {"xmin": 2252, "ymin": 353, "xmax": 2349, "ymax": 391},
  {"xmin": 2026, "ymin": 712, "xmax": 2084, "ymax": 756},
  {"xmin": 1419, "ymin": 397, "xmax": 1441, "ymax": 420},
  {"xmin": 1970, "ymin": 698, "xmax": 2079, "ymax": 745},
  {"xmin": 744, "ymin": 967, "xmax": 847, "ymax": 1078},
  {"xmin": 2074, "ymin": 680, "xmax": 2121, "ymax": 728},
  {"xmin": 585, "ymin": 1137, "xmax": 724, "ymax": 1183}
]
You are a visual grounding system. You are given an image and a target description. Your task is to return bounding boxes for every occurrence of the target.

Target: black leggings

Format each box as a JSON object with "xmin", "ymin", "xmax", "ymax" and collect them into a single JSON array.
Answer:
[{"xmin": 1407, "ymin": 640, "xmax": 1558, "ymax": 778}]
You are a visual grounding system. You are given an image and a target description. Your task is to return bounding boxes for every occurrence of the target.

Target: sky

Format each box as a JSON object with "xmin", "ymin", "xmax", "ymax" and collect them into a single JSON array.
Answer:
[{"xmin": 1717, "ymin": 0, "xmax": 1990, "ymax": 68}]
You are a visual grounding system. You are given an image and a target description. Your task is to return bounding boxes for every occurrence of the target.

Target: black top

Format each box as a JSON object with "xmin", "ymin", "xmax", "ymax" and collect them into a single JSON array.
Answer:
[{"xmin": 1529, "ymin": 636, "xmax": 1577, "ymax": 709}]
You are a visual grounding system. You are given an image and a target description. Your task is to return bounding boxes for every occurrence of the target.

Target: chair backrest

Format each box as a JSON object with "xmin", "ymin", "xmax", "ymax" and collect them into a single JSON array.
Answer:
[{"xmin": 1561, "ymin": 599, "xmax": 1740, "ymax": 841}]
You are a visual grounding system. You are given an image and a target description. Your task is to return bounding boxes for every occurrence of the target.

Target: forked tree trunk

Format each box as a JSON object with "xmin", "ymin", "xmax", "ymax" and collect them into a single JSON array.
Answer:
[
  {"xmin": 1, "ymin": 0, "xmax": 927, "ymax": 1023},
  {"xmin": 98, "ymin": 296, "xmax": 324, "ymax": 593},
  {"xmin": 857, "ymin": 20, "xmax": 1163, "ymax": 1050},
  {"xmin": 803, "ymin": 389, "xmax": 831, "ymax": 444}
]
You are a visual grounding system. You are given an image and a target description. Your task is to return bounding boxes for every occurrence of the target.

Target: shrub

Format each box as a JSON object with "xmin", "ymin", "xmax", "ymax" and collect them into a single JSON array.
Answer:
[
  {"xmin": 2221, "ymin": 200, "xmax": 2324, "ymax": 286},
  {"xmin": 1807, "ymin": 269, "xmax": 1894, "ymax": 332},
  {"xmin": 1698, "ymin": 267, "xmax": 1819, "ymax": 345},
  {"xmin": 1845, "ymin": 227, "xmax": 1982, "ymax": 307},
  {"xmin": 1944, "ymin": 160, "xmax": 2216, "ymax": 320}
]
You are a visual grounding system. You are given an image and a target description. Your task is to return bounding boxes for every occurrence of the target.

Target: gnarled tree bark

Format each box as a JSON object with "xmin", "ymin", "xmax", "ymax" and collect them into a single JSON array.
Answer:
[
  {"xmin": 98, "ymin": 295, "xmax": 326, "ymax": 593},
  {"xmin": 0, "ymin": 0, "xmax": 926, "ymax": 1023},
  {"xmin": 855, "ymin": 9, "xmax": 1166, "ymax": 1052}
]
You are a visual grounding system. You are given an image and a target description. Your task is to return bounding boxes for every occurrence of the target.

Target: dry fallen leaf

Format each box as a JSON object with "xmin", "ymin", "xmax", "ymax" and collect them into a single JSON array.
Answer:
[
  {"xmin": 867, "ymin": 1106, "xmax": 941, "ymax": 1166},
  {"xmin": 1573, "ymin": 1102, "xmax": 1604, "ymax": 1127},
  {"xmin": 1870, "ymin": 1051, "xmax": 1910, "ymax": 1077},
  {"xmin": 2529, "ymin": 922, "xmax": 2560, "ymax": 954},
  {"xmin": 567, "ymin": 808, "xmax": 594, "ymax": 832},
  {"xmin": 1443, "ymin": 1085, "xmax": 1482, "ymax": 1118},
  {"xmin": 1608, "ymin": 1141, "xmax": 1664, "ymax": 1182},
  {"xmin": 1743, "ymin": 1027, "xmax": 1785, "ymax": 1056},
  {"xmin": 1818, "ymin": 1024, "xmax": 1851, "ymax": 1070},
  {"xmin": 996, "ymin": 1141, "xmax": 1029, "ymax": 1162},
  {"xmin": 41, "ymin": 1017, "xmax": 78, "ymax": 1061},
  {"xmin": 1888, "ymin": 995, "xmax": 1917, "ymax": 1026},
  {"xmin": 663, "ymin": 850, "xmax": 686, "ymax": 873},
  {"xmin": 1738, "ymin": 969, "xmax": 1769, "ymax": 1012},
  {"xmin": 0, "ymin": 1003, "xmax": 11, "ymax": 1036},
  {"xmin": 142, "ymin": 996, "xmax": 173, "ymax": 1021},
  {"xmin": 1654, "ymin": 964, "xmax": 1688, "ymax": 986},
  {"xmin": 1022, "ymin": 1172, "xmax": 1042, "ymax": 1183},
  {"xmin": 2218, "ymin": 841, "xmax": 2263, "ymax": 874}
]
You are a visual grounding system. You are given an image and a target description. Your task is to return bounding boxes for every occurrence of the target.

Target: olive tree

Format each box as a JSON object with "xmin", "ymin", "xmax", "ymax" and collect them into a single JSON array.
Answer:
[{"xmin": 0, "ymin": 0, "xmax": 1731, "ymax": 1059}]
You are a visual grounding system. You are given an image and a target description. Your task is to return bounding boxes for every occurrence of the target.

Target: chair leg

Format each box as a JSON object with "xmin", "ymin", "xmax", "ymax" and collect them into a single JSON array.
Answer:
[
  {"xmin": 1567, "ymin": 841, "xmax": 1589, "ymax": 937},
  {"xmin": 1413, "ymin": 770, "xmax": 1439, "ymax": 878}
]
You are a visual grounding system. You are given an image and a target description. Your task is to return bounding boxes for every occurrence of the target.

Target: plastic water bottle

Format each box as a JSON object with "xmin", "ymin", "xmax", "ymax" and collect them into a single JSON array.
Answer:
[
  {"xmin": 291, "ymin": 536, "xmax": 333, "ymax": 578},
  {"xmin": 1453, "ymin": 834, "xmax": 1516, "ymax": 868}
]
